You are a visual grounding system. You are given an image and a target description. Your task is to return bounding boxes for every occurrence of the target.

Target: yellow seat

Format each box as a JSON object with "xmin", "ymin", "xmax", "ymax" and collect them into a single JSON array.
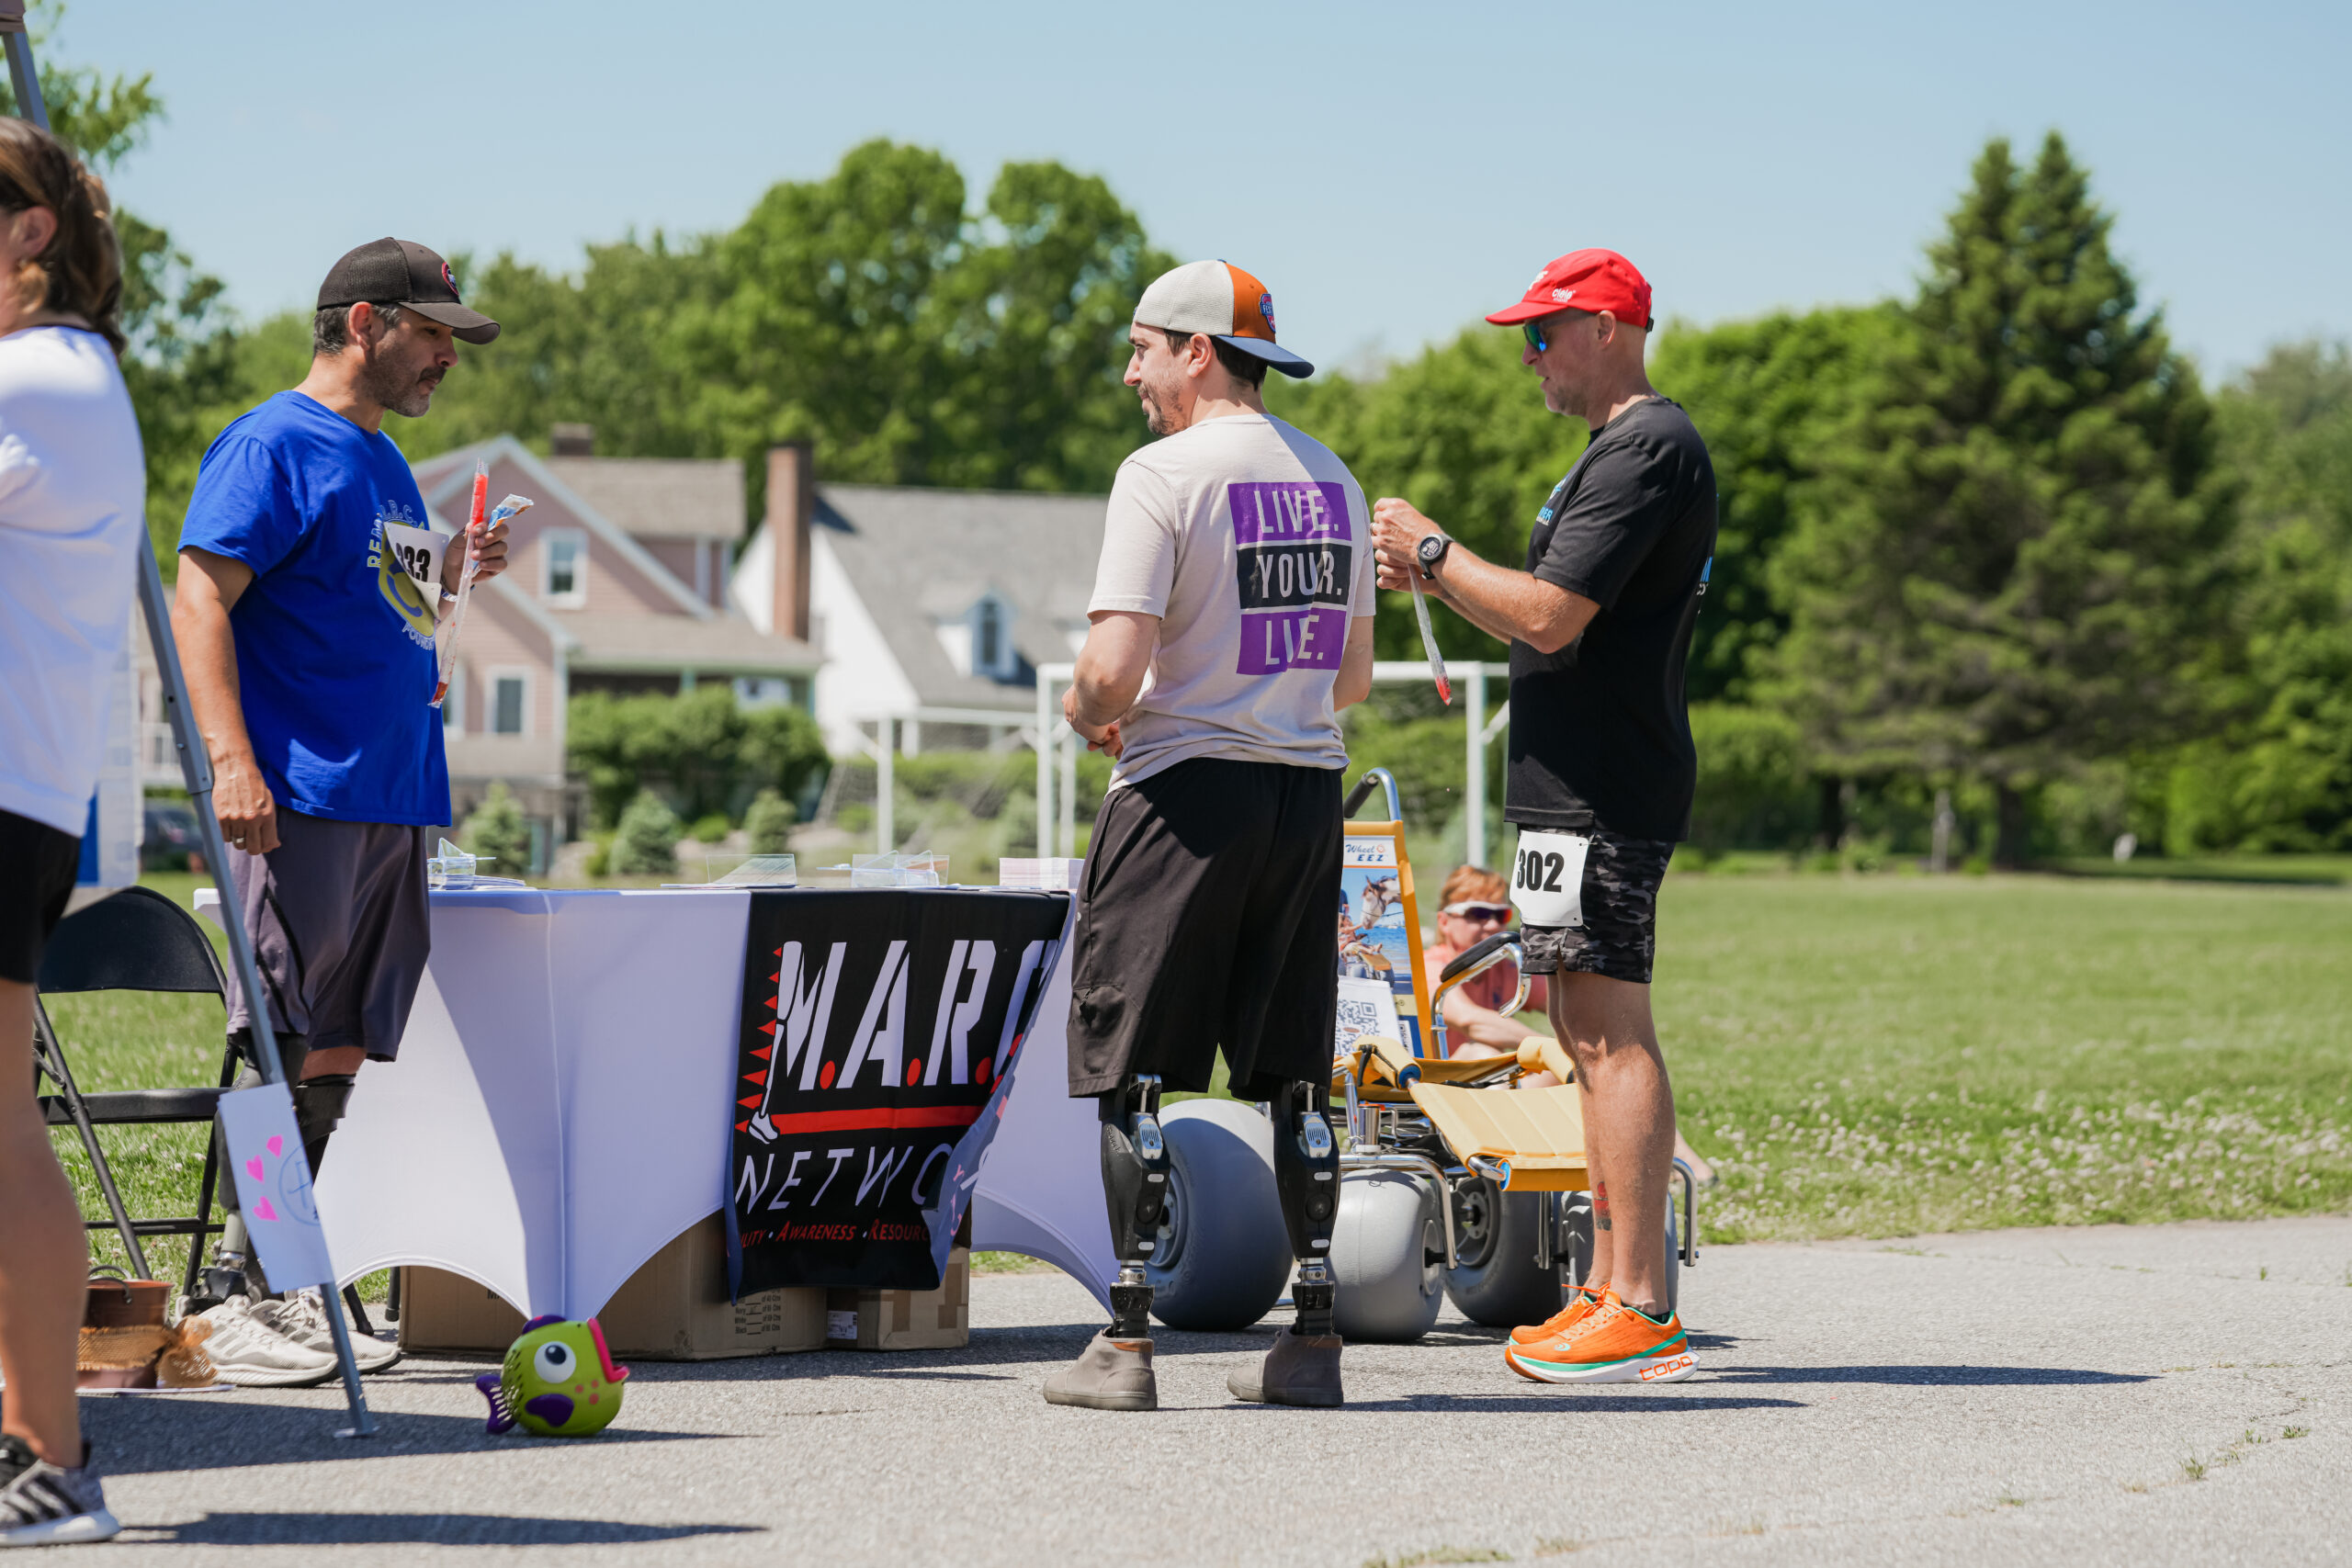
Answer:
[{"xmin": 1408, "ymin": 1080, "xmax": 1589, "ymax": 1192}]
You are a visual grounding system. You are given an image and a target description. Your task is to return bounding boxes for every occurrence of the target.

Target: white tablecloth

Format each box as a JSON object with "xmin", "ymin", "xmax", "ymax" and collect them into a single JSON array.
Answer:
[{"xmin": 203, "ymin": 886, "xmax": 1114, "ymax": 1319}]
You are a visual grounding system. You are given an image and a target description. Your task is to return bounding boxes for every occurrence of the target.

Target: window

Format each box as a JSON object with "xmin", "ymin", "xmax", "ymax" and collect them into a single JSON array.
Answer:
[
  {"xmin": 976, "ymin": 599, "xmax": 1001, "ymax": 672},
  {"xmin": 542, "ymin": 529, "xmax": 586, "ymax": 607},
  {"xmin": 489, "ymin": 668, "xmax": 531, "ymax": 737}
]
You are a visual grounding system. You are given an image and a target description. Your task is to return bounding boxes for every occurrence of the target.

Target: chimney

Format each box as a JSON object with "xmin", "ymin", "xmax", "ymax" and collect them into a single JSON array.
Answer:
[
  {"xmin": 765, "ymin": 442, "xmax": 814, "ymax": 643},
  {"xmin": 549, "ymin": 423, "xmax": 594, "ymax": 457}
]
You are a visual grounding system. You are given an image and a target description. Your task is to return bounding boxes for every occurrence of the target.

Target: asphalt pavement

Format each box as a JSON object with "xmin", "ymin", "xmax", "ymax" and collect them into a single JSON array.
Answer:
[{"xmin": 70, "ymin": 1213, "xmax": 2352, "ymax": 1566}]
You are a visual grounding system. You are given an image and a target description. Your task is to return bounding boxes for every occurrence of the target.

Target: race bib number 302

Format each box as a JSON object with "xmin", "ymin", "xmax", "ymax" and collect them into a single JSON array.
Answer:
[{"xmin": 1510, "ymin": 830, "xmax": 1589, "ymax": 929}]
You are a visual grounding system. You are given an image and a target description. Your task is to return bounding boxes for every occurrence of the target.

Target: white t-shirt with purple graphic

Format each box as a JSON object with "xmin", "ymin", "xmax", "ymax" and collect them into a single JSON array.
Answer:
[{"xmin": 1087, "ymin": 411, "xmax": 1374, "ymax": 786}]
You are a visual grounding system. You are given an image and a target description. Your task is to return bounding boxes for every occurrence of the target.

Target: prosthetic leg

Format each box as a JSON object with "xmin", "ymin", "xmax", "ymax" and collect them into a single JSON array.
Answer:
[
  {"xmin": 1042, "ymin": 1075, "xmax": 1168, "ymax": 1412},
  {"xmin": 1229, "ymin": 1079, "xmax": 1344, "ymax": 1407}
]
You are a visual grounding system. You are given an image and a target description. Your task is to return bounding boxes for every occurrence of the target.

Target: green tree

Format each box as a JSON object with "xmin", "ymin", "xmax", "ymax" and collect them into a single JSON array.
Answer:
[
  {"xmin": 1651, "ymin": 305, "xmax": 1898, "ymax": 702},
  {"xmin": 388, "ymin": 236, "xmax": 718, "ymax": 465},
  {"xmin": 459, "ymin": 780, "xmax": 532, "ymax": 872},
  {"xmin": 743, "ymin": 787, "xmax": 797, "ymax": 854},
  {"xmin": 609, "ymin": 788, "xmax": 680, "ymax": 876},
  {"xmin": 2175, "ymin": 339, "xmax": 2352, "ymax": 849},
  {"xmin": 925, "ymin": 161, "xmax": 1170, "ymax": 492},
  {"xmin": 1768, "ymin": 133, "xmax": 2233, "ymax": 863},
  {"xmin": 568, "ymin": 687, "xmax": 829, "ymax": 829}
]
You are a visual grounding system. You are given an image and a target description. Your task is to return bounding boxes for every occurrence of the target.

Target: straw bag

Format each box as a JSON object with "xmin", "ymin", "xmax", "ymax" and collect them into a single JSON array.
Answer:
[{"xmin": 77, "ymin": 1269, "xmax": 217, "ymax": 1390}]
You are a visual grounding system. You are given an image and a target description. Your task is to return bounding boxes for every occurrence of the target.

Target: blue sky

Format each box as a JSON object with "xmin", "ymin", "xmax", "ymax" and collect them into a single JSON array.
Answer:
[{"xmin": 58, "ymin": 0, "xmax": 2350, "ymax": 380}]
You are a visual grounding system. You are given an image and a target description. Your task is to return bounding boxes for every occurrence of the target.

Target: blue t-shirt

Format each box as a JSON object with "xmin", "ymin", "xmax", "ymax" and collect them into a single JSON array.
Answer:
[{"xmin": 179, "ymin": 391, "xmax": 449, "ymax": 826}]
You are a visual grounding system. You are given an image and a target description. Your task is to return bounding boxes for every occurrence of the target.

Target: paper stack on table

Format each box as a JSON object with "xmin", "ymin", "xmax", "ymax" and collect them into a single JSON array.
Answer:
[{"xmin": 999, "ymin": 858, "xmax": 1083, "ymax": 891}]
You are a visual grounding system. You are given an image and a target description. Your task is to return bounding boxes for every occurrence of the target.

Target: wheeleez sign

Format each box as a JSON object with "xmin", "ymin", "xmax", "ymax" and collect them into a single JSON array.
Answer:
[{"xmin": 725, "ymin": 889, "xmax": 1068, "ymax": 1294}]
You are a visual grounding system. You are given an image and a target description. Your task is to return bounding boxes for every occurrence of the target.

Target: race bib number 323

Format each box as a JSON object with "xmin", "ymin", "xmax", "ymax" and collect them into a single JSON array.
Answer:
[{"xmin": 1510, "ymin": 830, "xmax": 1589, "ymax": 929}]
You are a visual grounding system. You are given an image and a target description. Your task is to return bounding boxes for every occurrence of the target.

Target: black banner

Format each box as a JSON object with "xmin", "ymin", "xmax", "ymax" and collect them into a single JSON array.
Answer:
[{"xmin": 725, "ymin": 888, "xmax": 1069, "ymax": 1294}]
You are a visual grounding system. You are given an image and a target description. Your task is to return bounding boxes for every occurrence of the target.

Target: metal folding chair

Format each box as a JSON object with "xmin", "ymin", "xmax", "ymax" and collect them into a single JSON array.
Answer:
[{"xmin": 32, "ymin": 885, "xmax": 238, "ymax": 1304}]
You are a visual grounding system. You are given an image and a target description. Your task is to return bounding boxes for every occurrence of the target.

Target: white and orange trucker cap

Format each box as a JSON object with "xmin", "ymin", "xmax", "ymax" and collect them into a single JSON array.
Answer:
[{"xmin": 1133, "ymin": 259, "xmax": 1314, "ymax": 378}]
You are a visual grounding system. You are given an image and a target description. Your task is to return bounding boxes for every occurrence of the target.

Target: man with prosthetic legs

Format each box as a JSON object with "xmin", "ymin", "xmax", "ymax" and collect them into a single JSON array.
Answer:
[{"xmin": 1043, "ymin": 260, "xmax": 1375, "ymax": 1411}]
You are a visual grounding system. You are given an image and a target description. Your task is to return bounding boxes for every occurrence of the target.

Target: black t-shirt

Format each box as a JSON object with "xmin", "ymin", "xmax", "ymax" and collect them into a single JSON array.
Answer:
[{"xmin": 1505, "ymin": 398, "xmax": 1717, "ymax": 841}]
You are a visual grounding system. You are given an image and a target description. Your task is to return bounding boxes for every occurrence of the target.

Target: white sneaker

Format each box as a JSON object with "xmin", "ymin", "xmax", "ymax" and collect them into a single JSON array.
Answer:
[
  {"xmin": 197, "ymin": 1296, "xmax": 340, "ymax": 1388},
  {"xmin": 254, "ymin": 1292, "xmax": 403, "ymax": 1374}
]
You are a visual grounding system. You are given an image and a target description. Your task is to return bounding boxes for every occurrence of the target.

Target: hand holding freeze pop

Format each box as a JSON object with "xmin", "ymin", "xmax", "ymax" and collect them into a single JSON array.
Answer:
[{"xmin": 433, "ymin": 461, "xmax": 534, "ymax": 707}]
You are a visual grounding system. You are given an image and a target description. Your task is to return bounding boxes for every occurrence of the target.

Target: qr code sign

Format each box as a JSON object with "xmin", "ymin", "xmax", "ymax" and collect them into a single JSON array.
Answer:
[{"xmin": 1334, "ymin": 977, "xmax": 1396, "ymax": 1052}]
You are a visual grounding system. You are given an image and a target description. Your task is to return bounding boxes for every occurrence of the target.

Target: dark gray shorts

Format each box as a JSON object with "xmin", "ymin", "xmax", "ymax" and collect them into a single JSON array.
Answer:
[
  {"xmin": 221, "ymin": 809, "xmax": 431, "ymax": 1060},
  {"xmin": 1516, "ymin": 829, "xmax": 1675, "ymax": 986}
]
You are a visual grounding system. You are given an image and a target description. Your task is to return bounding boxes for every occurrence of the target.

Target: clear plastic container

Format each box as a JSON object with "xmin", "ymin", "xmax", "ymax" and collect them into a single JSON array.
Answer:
[{"xmin": 848, "ymin": 852, "xmax": 946, "ymax": 888}]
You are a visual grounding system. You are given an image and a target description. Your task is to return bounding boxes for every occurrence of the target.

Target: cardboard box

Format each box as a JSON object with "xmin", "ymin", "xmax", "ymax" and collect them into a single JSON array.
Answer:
[
  {"xmin": 824, "ymin": 1247, "xmax": 970, "ymax": 1351},
  {"xmin": 397, "ymin": 1214, "xmax": 825, "ymax": 1360}
]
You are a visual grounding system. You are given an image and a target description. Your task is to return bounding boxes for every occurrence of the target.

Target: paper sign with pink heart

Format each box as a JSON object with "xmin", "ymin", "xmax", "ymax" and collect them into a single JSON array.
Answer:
[{"xmin": 217, "ymin": 1080, "xmax": 336, "ymax": 1290}]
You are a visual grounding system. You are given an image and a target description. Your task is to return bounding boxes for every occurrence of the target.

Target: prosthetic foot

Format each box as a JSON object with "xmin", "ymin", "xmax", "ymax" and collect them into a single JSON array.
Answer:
[
  {"xmin": 1227, "ymin": 1325, "xmax": 1343, "ymax": 1407},
  {"xmin": 1044, "ymin": 1332, "xmax": 1158, "ymax": 1412},
  {"xmin": 1229, "ymin": 1080, "xmax": 1346, "ymax": 1406},
  {"xmin": 1047, "ymin": 1077, "xmax": 1169, "ymax": 1412}
]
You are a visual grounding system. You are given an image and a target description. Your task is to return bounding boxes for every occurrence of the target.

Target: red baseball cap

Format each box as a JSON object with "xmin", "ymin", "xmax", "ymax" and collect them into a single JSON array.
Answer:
[{"xmin": 1486, "ymin": 249, "xmax": 1654, "ymax": 332}]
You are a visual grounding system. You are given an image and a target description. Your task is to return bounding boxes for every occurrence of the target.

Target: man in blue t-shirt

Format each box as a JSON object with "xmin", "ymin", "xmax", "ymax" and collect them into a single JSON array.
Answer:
[{"xmin": 170, "ymin": 238, "xmax": 508, "ymax": 1371}]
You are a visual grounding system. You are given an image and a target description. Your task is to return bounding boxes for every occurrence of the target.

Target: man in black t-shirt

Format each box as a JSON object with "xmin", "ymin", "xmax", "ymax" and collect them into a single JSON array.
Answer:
[{"xmin": 1370, "ymin": 248, "xmax": 1715, "ymax": 1387}]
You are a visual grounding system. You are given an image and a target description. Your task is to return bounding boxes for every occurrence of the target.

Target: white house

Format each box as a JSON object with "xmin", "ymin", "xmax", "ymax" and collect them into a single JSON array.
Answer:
[{"xmin": 729, "ymin": 445, "xmax": 1109, "ymax": 756}]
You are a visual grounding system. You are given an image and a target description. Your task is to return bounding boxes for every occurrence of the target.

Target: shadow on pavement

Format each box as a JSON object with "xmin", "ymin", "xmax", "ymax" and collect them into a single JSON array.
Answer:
[
  {"xmin": 1306, "ymin": 1393, "xmax": 1807, "ymax": 1413},
  {"xmin": 122, "ymin": 1513, "xmax": 763, "ymax": 1547},
  {"xmin": 1711, "ymin": 1364, "xmax": 2152, "ymax": 1386},
  {"xmin": 87, "ymin": 1402, "xmax": 716, "ymax": 1474}
]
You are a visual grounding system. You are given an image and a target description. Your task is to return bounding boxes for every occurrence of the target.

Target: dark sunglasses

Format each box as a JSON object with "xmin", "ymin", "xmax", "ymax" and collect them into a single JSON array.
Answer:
[
  {"xmin": 1442, "ymin": 902, "xmax": 1512, "ymax": 923},
  {"xmin": 1521, "ymin": 320, "xmax": 1549, "ymax": 355}
]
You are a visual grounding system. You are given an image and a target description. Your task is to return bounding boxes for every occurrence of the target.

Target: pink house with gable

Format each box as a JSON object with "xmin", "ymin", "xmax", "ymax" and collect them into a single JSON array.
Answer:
[{"xmin": 409, "ymin": 426, "xmax": 820, "ymax": 867}]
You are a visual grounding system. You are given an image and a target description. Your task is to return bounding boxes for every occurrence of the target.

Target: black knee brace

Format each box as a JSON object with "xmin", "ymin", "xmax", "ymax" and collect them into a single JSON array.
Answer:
[
  {"xmin": 228, "ymin": 1025, "xmax": 308, "ymax": 1088},
  {"xmin": 1271, "ymin": 1079, "xmax": 1340, "ymax": 1335},
  {"xmin": 294, "ymin": 1074, "xmax": 356, "ymax": 1174},
  {"xmin": 1097, "ymin": 1075, "xmax": 1169, "ymax": 1338}
]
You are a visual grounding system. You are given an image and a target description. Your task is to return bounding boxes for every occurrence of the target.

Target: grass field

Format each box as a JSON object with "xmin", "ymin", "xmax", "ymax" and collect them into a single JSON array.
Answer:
[
  {"xmin": 1657, "ymin": 874, "xmax": 2352, "ymax": 1241},
  {"xmin": 36, "ymin": 870, "xmax": 2352, "ymax": 1290}
]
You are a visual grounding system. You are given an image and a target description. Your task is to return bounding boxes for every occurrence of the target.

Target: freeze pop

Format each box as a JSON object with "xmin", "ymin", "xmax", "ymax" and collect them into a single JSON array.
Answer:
[
  {"xmin": 431, "ymin": 460, "xmax": 535, "ymax": 707},
  {"xmin": 1408, "ymin": 570, "xmax": 1452, "ymax": 706}
]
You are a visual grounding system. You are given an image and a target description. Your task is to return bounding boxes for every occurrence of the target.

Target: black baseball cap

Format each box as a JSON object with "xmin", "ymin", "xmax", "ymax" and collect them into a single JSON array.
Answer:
[{"xmin": 316, "ymin": 237, "xmax": 500, "ymax": 344}]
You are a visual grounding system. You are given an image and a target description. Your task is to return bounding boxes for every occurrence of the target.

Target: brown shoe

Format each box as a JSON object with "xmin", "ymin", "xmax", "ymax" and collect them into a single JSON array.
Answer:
[
  {"xmin": 1043, "ymin": 1332, "xmax": 1158, "ymax": 1411},
  {"xmin": 1227, "ymin": 1328, "xmax": 1343, "ymax": 1407}
]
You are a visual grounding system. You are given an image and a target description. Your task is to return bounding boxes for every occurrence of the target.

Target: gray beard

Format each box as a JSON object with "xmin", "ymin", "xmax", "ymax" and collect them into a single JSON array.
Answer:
[{"xmin": 360, "ymin": 351, "xmax": 437, "ymax": 419}]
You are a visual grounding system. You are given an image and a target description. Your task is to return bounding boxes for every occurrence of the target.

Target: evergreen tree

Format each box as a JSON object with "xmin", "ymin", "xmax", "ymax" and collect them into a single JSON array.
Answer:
[
  {"xmin": 610, "ymin": 789, "xmax": 681, "ymax": 876},
  {"xmin": 743, "ymin": 788, "xmax": 797, "ymax": 854},
  {"xmin": 1769, "ymin": 133, "xmax": 2233, "ymax": 863},
  {"xmin": 460, "ymin": 781, "xmax": 532, "ymax": 874}
]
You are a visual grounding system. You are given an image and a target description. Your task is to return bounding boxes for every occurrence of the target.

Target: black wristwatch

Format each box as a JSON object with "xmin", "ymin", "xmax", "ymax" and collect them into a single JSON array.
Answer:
[{"xmin": 1416, "ymin": 532, "xmax": 1453, "ymax": 581}]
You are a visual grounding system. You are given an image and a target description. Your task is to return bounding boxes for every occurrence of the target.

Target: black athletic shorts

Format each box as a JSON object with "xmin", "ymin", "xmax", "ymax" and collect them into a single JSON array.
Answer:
[
  {"xmin": 1516, "ymin": 829, "xmax": 1675, "ymax": 986},
  {"xmin": 0, "ymin": 807, "xmax": 81, "ymax": 985},
  {"xmin": 1068, "ymin": 758, "xmax": 1342, "ymax": 1100}
]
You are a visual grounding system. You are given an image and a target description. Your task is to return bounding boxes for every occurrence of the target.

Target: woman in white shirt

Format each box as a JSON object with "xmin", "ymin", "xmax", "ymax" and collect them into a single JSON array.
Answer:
[{"xmin": 0, "ymin": 116, "xmax": 143, "ymax": 1548}]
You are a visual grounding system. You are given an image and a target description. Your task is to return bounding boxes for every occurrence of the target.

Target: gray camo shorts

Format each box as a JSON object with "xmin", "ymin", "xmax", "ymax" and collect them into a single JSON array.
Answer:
[{"xmin": 1517, "ymin": 829, "xmax": 1676, "ymax": 986}]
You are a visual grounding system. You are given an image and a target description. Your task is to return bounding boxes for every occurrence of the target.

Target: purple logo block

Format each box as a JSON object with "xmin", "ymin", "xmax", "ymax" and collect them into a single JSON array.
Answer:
[
  {"xmin": 1239, "ymin": 606, "xmax": 1347, "ymax": 673},
  {"xmin": 1230, "ymin": 481, "xmax": 1351, "ymax": 547}
]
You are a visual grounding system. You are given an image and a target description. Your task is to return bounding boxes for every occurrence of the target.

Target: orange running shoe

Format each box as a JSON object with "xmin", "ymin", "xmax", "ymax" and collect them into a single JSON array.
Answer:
[
  {"xmin": 1504, "ymin": 1290, "xmax": 1695, "ymax": 1384},
  {"xmin": 1509, "ymin": 1280, "xmax": 1609, "ymax": 1348}
]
